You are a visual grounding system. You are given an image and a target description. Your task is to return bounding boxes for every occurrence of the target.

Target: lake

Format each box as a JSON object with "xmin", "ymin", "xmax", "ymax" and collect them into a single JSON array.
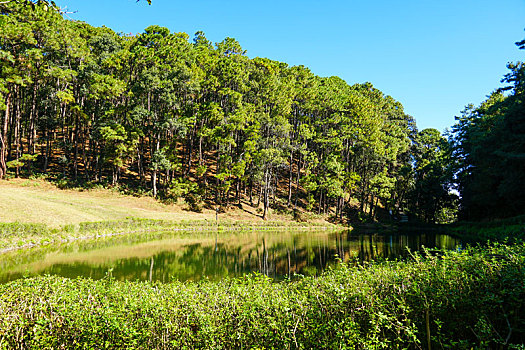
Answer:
[{"xmin": 0, "ymin": 229, "xmax": 461, "ymax": 283}]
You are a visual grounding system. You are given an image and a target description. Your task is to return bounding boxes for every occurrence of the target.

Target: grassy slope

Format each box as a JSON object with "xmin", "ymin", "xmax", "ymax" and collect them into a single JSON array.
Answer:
[
  {"xmin": 0, "ymin": 178, "xmax": 311, "ymax": 227},
  {"xmin": 0, "ymin": 178, "xmax": 339, "ymax": 251}
]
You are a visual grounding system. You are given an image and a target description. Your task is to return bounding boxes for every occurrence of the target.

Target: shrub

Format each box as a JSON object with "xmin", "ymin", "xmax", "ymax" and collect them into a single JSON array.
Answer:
[{"xmin": 0, "ymin": 244, "xmax": 524, "ymax": 348}]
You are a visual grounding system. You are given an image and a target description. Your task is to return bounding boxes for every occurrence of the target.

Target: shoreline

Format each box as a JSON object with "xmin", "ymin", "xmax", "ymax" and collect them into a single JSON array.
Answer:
[{"xmin": 0, "ymin": 218, "xmax": 345, "ymax": 255}]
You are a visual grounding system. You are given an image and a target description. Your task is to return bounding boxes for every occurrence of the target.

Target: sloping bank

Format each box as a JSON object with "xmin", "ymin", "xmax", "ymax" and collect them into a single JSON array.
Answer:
[
  {"xmin": 0, "ymin": 218, "xmax": 341, "ymax": 254},
  {"xmin": 1, "ymin": 244, "xmax": 524, "ymax": 349}
]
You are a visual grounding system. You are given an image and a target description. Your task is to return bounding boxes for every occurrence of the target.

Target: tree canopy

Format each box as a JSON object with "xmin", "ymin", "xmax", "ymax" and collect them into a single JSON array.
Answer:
[
  {"xmin": 0, "ymin": 1, "xmax": 470, "ymax": 224},
  {"xmin": 451, "ymin": 38, "xmax": 525, "ymax": 220}
]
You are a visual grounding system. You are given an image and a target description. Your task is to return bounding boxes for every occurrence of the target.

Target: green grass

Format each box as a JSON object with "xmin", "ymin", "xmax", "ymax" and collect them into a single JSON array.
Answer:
[
  {"xmin": 449, "ymin": 214, "xmax": 525, "ymax": 242},
  {"xmin": 0, "ymin": 180, "xmax": 212, "ymax": 227},
  {"xmin": 1, "ymin": 244, "xmax": 524, "ymax": 349},
  {"xmin": 0, "ymin": 178, "xmax": 339, "ymax": 228}
]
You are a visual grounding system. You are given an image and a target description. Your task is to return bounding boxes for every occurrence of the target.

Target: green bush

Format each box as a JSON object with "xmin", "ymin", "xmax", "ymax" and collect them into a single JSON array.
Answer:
[
  {"xmin": 161, "ymin": 179, "xmax": 203, "ymax": 211},
  {"xmin": 1, "ymin": 244, "xmax": 524, "ymax": 349}
]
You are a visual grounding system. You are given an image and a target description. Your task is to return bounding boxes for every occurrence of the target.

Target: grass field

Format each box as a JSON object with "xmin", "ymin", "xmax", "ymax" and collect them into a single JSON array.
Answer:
[{"xmin": 0, "ymin": 178, "xmax": 309, "ymax": 227}]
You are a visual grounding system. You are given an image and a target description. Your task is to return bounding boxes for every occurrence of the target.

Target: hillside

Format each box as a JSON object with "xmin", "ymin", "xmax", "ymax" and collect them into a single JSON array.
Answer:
[
  {"xmin": 0, "ymin": 2, "xmax": 427, "ymax": 224},
  {"xmin": 0, "ymin": 178, "xmax": 324, "ymax": 228}
]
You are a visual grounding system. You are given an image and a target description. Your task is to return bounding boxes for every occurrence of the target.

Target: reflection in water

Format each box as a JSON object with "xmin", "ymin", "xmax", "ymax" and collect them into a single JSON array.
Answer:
[{"xmin": 0, "ymin": 230, "xmax": 461, "ymax": 283}]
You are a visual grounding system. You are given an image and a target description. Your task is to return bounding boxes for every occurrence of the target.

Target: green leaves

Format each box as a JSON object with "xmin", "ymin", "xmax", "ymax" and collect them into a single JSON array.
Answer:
[
  {"xmin": 409, "ymin": 128, "xmax": 457, "ymax": 223},
  {"xmin": 6, "ymin": 153, "xmax": 38, "ymax": 170},
  {"xmin": 99, "ymin": 123, "xmax": 138, "ymax": 169},
  {"xmin": 88, "ymin": 73, "xmax": 126, "ymax": 100},
  {"xmin": 0, "ymin": 0, "xmax": 421, "ymax": 220},
  {"xmin": 151, "ymin": 147, "xmax": 171, "ymax": 171},
  {"xmin": 451, "ymin": 38, "xmax": 525, "ymax": 220},
  {"xmin": 2, "ymin": 244, "xmax": 525, "ymax": 348}
]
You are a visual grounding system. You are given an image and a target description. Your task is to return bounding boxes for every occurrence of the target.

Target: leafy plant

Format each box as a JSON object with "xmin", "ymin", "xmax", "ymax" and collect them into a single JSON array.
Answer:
[{"xmin": 0, "ymin": 244, "xmax": 524, "ymax": 348}]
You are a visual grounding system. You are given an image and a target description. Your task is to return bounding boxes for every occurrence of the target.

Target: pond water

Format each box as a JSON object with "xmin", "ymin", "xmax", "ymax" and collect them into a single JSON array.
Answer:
[{"xmin": 0, "ymin": 229, "xmax": 461, "ymax": 283}]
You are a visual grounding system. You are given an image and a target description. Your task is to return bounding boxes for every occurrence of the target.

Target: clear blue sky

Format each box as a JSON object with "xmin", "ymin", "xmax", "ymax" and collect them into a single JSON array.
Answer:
[{"xmin": 55, "ymin": 0, "xmax": 525, "ymax": 132}]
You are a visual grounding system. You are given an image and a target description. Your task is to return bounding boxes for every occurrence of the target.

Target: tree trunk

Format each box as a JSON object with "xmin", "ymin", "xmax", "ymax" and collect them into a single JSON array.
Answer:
[
  {"xmin": 0, "ymin": 92, "xmax": 10, "ymax": 179},
  {"xmin": 236, "ymin": 180, "xmax": 241, "ymax": 205},
  {"xmin": 0, "ymin": 133, "xmax": 6, "ymax": 179},
  {"xmin": 287, "ymin": 151, "xmax": 293, "ymax": 206},
  {"xmin": 198, "ymin": 135, "xmax": 203, "ymax": 166},
  {"xmin": 249, "ymin": 180, "xmax": 253, "ymax": 205},
  {"xmin": 152, "ymin": 170, "xmax": 158, "ymax": 197},
  {"xmin": 370, "ymin": 195, "xmax": 379, "ymax": 220},
  {"xmin": 13, "ymin": 91, "xmax": 21, "ymax": 178},
  {"xmin": 262, "ymin": 169, "xmax": 270, "ymax": 220},
  {"xmin": 152, "ymin": 138, "xmax": 160, "ymax": 197},
  {"xmin": 185, "ymin": 125, "xmax": 196, "ymax": 177},
  {"xmin": 137, "ymin": 141, "xmax": 145, "ymax": 186},
  {"xmin": 72, "ymin": 118, "xmax": 78, "ymax": 181},
  {"xmin": 43, "ymin": 130, "xmax": 50, "ymax": 173},
  {"xmin": 257, "ymin": 183, "xmax": 262, "ymax": 207},
  {"xmin": 294, "ymin": 153, "xmax": 301, "ymax": 209},
  {"xmin": 318, "ymin": 190, "xmax": 323, "ymax": 215},
  {"xmin": 340, "ymin": 196, "xmax": 346, "ymax": 220}
]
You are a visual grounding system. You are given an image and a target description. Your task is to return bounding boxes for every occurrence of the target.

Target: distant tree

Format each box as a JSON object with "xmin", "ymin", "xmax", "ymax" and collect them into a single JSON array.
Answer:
[{"xmin": 410, "ymin": 129, "xmax": 457, "ymax": 223}]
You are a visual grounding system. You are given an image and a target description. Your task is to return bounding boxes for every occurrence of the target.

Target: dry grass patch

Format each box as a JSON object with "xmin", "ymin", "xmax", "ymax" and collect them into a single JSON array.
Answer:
[
  {"xmin": 0, "ymin": 179, "xmax": 323, "ymax": 228},
  {"xmin": 0, "ymin": 179, "xmax": 212, "ymax": 227}
]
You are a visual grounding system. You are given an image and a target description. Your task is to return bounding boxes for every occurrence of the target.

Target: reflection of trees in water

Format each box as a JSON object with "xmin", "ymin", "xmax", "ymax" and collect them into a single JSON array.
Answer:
[{"xmin": 0, "ymin": 232, "xmax": 461, "ymax": 283}]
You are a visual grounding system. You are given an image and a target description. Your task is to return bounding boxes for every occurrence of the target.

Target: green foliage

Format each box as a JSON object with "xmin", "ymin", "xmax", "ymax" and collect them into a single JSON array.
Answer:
[
  {"xmin": 164, "ymin": 178, "xmax": 203, "ymax": 211},
  {"xmin": 5, "ymin": 159, "xmax": 23, "ymax": 169},
  {"xmin": 0, "ymin": 0, "xmax": 441, "ymax": 225},
  {"xmin": 450, "ymin": 214, "xmax": 525, "ymax": 242},
  {"xmin": 410, "ymin": 128, "xmax": 458, "ymax": 223},
  {"xmin": 6, "ymin": 154, "xmax": 37, "ymax": 169},
  {"xmin": 1, "ymin": 244, "xmax": 524, "ymax": 348},
  {"xmin": 451, "ymin": 37, "xmax": 525, "ymax": 221},
  {"xmin": 0, "ymin": 222, "xmax": 48, "ymax": 239}
]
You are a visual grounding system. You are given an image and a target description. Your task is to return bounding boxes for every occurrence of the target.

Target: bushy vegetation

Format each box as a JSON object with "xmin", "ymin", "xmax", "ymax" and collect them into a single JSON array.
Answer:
[
  {"xmin": 450, "ymin": 39, "xmax": 525, "ymax": 221},
  {"xmin": 0, "ymin": 222, "xmax": 48, "ymax": 239},
  {"xmin": 0, "ymin": 244, "xmax": 523, "ymax": 349}
]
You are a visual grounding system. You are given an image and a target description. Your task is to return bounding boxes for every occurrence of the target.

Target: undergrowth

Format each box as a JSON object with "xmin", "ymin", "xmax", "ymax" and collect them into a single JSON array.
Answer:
[{"xmin": 449, "ymin": 214, "xmax": 525, "ymax": 242}]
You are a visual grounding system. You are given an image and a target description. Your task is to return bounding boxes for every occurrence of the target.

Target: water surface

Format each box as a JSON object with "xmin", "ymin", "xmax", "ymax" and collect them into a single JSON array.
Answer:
[{"xmin": 0, "ymin": 229, "xmax": 460, "ymax": 283}]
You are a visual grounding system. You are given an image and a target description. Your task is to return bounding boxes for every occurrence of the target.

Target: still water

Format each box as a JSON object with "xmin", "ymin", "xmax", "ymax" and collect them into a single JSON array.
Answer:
[{"xmin": 0, "ymin": 229, "xmax": 461, "ymax": 283}]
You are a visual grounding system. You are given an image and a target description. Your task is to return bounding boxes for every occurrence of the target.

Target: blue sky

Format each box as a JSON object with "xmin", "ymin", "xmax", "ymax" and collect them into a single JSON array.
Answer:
[{"xmin": 55, "ymin": 0, "xmax": 525, "ymax": 132}]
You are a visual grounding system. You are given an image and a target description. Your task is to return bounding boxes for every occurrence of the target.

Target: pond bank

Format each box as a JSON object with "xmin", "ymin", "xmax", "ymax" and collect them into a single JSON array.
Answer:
[
  {"xmin": 0, "ymin": 218, "xmax": 342, "ymax": 254},
  {"xmin": 354, "ymin": 217, "xmax": 525, "ymax": 244},
  {"xmin": 447, "ymin": 214, "xmax": 525, "ymax": 242}
]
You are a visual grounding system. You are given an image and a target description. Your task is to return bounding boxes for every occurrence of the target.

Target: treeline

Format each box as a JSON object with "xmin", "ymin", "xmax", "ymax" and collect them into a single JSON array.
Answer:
[
  {"xmin": 0, "ymin": 2, "xmax": 455, "ymax": 222},
  {"xmin": 450, "ymin": 37, "xmax": 525, "ymax": 221}
]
